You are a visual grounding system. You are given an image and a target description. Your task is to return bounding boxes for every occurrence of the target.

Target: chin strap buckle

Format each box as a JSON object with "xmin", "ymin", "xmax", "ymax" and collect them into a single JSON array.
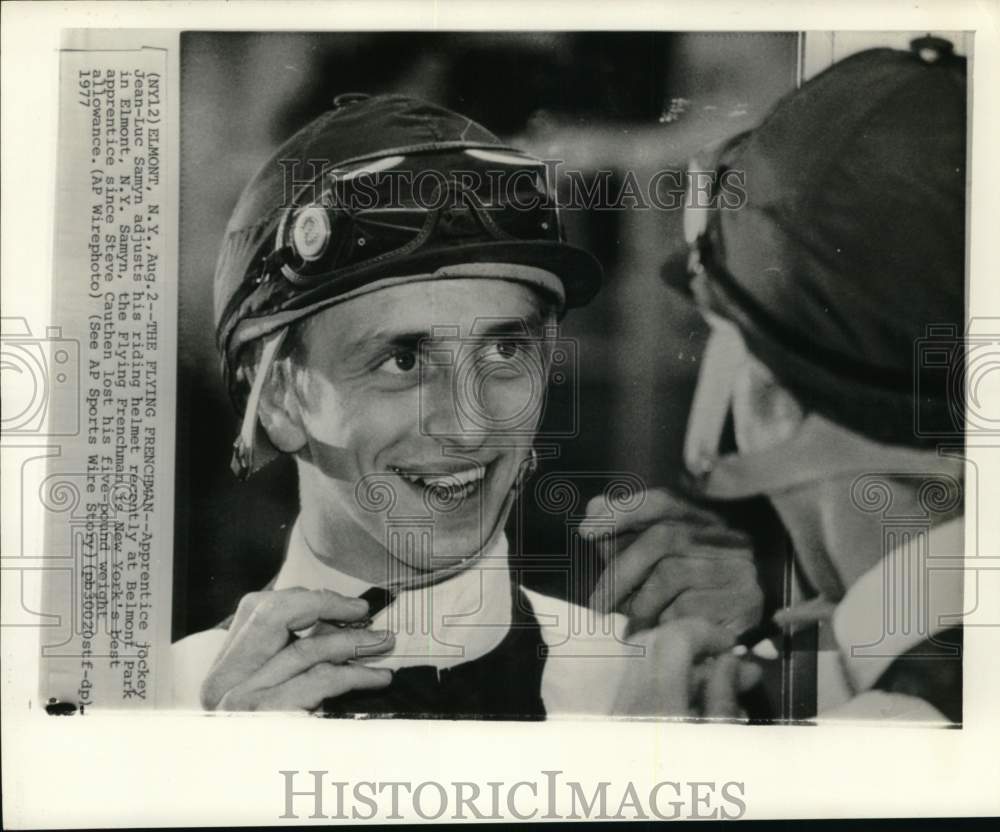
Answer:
[{"xmin": 230, "ymin": 435, "xmax": 252, "ymax": 480}]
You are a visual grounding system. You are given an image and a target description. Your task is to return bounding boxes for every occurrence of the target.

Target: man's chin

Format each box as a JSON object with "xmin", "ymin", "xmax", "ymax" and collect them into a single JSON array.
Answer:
[
  {"xmin": 383, "ymin": 521, "xmax": 503, "ymax": 576},
  {"xmin": 367, "ymin": 476, "xmax": 513, "ymax": 575}
]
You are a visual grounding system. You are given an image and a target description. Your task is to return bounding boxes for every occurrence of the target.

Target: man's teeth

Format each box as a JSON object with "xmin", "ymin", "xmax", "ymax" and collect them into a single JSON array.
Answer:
[
  {"xmin": 391, "ymin": 466, "xmax": 485, "ymax": 488},
  {"xmin": 423, "ymin": 469, "xmax": 484, "ymax": 487}
]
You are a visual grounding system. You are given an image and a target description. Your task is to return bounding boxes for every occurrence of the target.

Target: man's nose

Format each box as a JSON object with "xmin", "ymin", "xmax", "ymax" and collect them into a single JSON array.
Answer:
[{"xmin": 421, "ymin": 364, "xmax": 512, "ymax": 450}]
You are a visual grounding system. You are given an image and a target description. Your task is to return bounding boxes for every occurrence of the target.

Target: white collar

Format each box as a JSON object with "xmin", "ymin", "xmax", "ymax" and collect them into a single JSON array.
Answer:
[
  {"xmin": 832, "ymin": 516, "xmax": 964, "ymax": 693},
  {"xmin": 274, "ymin": 520, "xmax": 513, "ymax": 670}
]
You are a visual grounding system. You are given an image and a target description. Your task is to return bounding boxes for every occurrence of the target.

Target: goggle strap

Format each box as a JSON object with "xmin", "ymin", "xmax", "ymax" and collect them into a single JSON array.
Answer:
[
  {"xmin": 683, "ymin": 316, "xmax": 744, "ymax": 477},
  {"xmin": 691, "ymin": 413, "xmax": 964, "ymax": 500},
  {"xmin": 230, "ymin": 328, "xmax": 289, "ymax": 480}
]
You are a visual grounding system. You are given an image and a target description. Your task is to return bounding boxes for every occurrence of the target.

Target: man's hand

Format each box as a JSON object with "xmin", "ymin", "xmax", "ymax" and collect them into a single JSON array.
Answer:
[
  {"xmin": 200, "ymin": 588, "xmax": 395, "ymax": 711},
  {"xmin": 584, "ymin": 487, "xmax": 763, "ymax": 635},
  {"xmin": 613, "ymin": 618, "xmax": 763, "ymax": 718}
]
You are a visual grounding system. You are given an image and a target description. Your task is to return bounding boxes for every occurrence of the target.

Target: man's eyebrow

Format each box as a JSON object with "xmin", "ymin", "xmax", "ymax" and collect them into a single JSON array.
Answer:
[
  {"xmin": 344, "ymin": 314, "xmax": 548, "ymax": 355},
  {"xmin": 344, "ymin": 327, "xmax": 430, "ymax": 355},
  {"xmin": 464, "ymin": 313, "xmax": 548, "ymax": 338}
]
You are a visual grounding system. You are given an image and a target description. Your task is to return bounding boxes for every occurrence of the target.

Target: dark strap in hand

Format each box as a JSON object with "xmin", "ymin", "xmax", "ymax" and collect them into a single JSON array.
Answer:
[{"xmin": 357, "ymin": 585, "xmax": 395, "ymax": 618}]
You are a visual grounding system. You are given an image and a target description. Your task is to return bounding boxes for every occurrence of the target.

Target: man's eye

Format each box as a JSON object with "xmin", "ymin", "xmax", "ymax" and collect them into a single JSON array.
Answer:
[
  {"xmin": 483, "ymin": 340, "xmax": 520, "ymax": 361},
  {"xmin": 378, "ymin": 350, "xmax": 418, "ymax": 374}
]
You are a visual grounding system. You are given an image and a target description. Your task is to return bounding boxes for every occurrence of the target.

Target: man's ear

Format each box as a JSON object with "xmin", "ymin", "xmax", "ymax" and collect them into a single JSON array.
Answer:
[
  {"xmin": 256, "ymin": 357, "xmax": 308, "ymax": 454},
  {"xmin": 731, "ymin": 353, "xmax": 805, "ymax": 454}
]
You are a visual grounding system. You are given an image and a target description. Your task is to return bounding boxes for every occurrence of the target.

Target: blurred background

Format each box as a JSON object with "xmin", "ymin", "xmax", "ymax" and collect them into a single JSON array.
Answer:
[{"xmin": 174, "ymin": 31, "xmax": 804, "ymax": 638}]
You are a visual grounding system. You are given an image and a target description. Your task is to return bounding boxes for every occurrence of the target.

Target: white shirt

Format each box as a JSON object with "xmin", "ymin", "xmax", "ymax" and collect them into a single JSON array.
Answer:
[
  {"xmin": 275, "ymin": 522, "xmax": 513, "ymax": 671},
  {"xmin": 819, "ymin": 517, "xmax": 964, "ymax": 722},
  {"xmin": 171, "ymin": 522, "xmax": 635, "ymax": 716}
]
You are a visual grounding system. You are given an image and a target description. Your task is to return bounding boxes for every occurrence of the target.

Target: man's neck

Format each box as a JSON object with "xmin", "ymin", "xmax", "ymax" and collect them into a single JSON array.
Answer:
[
  {"xmin": 296, "ymin": 504, "xmax": 412, "ymax": 585},
  {"xmin": 812, "ymin": 472, "xmax": 963, "ymax": 593}
]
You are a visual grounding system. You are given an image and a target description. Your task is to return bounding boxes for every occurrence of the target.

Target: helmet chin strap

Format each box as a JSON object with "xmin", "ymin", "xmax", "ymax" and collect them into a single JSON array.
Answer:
[
  {"xmin": 381, "ymin": 446, "xmax": 539, "ymax": 595},
  {"xmin": 231, "ymin": 328, "xmax": 288, "ymax": 480}
]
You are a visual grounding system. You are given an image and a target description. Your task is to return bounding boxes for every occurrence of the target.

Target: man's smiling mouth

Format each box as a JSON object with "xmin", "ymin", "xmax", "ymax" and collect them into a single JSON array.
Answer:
[{"xmin": 388, "ymin": 461, "xmax": 493, "ymax": 504}]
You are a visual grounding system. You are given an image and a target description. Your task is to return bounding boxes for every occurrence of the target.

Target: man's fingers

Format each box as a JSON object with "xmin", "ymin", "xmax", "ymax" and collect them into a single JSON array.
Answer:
[
  {"xmin": 700, "ymin": 655, "xmax": 761, "ymax": 718},
  {"xmin": 655, "ymin": 617, "xmax": 737, "ymax": 663},
  {"xmin": 623, "ymin": 553, "xmax": 757, "ymax": 626},
  {"xmin": 737, "ymin": 660, "xmax": 764, "ymax": 692},
  {"xmin": 613, "ymin": 627, "xmax": 689, "ymax": 715},
  {"xmin": 589, "ymin": 524, "xmax": 677, "ymax": 612},
  {"xmin": 624, "ymin": 618, "xmax": 735, "ymax": 715},
  {"xmin": 589, "ymin": 524, "xmax": 754, "ymax": 615},
  {"xmin": 227, "ymin": 588, "xmax": 368, "ymax": 658},
  {"xmin": 613, "ymin": 618, "xmax": 736, "ymax": 717},
  {"xmin": 622, "ymin": 556, "xmax": 708, "ymax": 625},
  {"xmin": 644, "ymin": 617, "xmax": 736, "ymax": 697},
  {"xmin": 261, "ymin": 663, "xmax": 393, "ymax": 712},
  {"xmin": 220, "ymin": 663, "xmax": 393, "ymax": 712},
  {"xmin": 688, "ymin": 526, "xmax": 754, "ymax": 551},
  {"xmin": 576, "ymin": 526, "xmax": 639, "ymax": 569},
  {"xmin": 703, "ymin": 653, "xmax": 743, "ymax": 718},
  {"xmin": 656, "ymin": 584, "xmax": 764, "ymax": 635},
  {"xmin": 582, "ymin": 487, "xmax": 738, "ymax": 540},
  {"xmin": 771, "ymin": 597, "xmax": 837, "ymax": 628},
  {"xmin": 226, "ymin": 585, "xmax": 305, "ymax": 636},
  {"xmin": 246, "ymin": 629, "xmax": 395, "ymax": 692},
  {"xmin": 253, "ymin": 588, "xmax": 371, "ymax": 631},
  {"xmin": 203, "ymin": 589, "xmax": 371, "ymax": 707}
]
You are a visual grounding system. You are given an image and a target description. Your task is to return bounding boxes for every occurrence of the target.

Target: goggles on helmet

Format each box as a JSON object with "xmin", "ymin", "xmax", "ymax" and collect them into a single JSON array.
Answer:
[{"xmin": 266, "ymin": 147, "xmax": 563, "ymax": 287}]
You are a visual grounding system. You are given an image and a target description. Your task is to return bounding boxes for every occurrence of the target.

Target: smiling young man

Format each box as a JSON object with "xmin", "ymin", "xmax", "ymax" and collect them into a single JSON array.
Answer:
[
  {"xmin": 268, "ymin": 278, "xmax": 558, "ymax": 584},
  {"xmin": 171, "ymin": 94, "xmax": 755, "ymax": 718}
]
